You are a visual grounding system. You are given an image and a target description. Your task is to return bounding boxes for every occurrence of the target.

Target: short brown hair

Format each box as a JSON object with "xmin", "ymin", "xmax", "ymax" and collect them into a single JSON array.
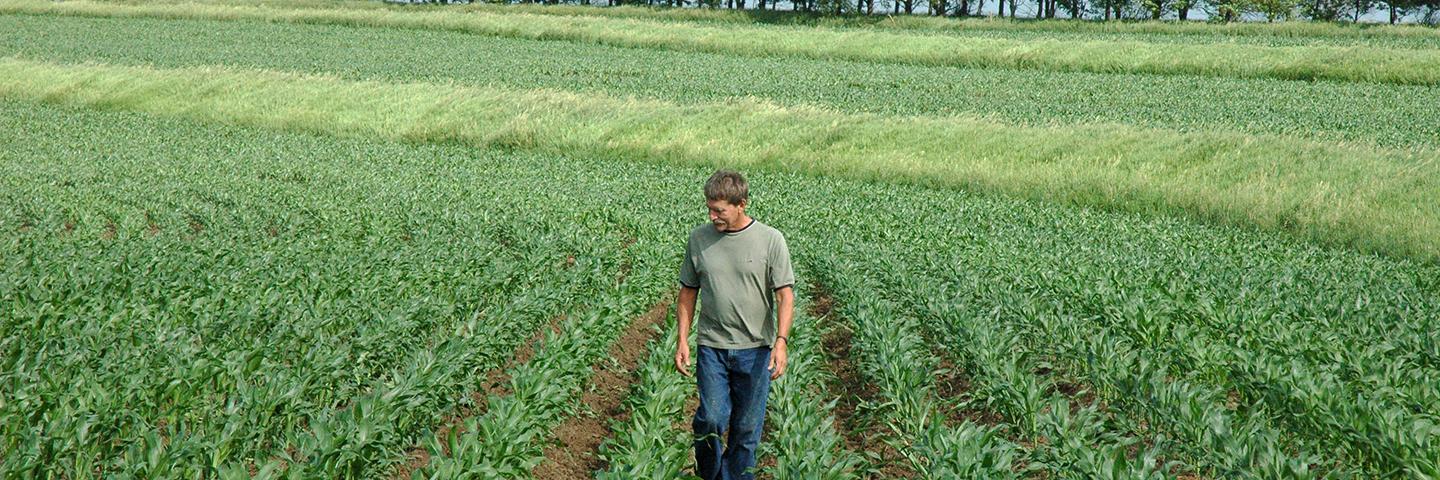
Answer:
[{"xmin": 704, "ymin": 170, "xmax": 749, "ymax": 205}]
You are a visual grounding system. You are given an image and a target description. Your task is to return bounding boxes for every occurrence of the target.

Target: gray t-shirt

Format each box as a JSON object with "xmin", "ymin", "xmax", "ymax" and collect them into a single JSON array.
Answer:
[{"xmin": 679, "ymin": 219, "xmax": 795, "ymax": 349}]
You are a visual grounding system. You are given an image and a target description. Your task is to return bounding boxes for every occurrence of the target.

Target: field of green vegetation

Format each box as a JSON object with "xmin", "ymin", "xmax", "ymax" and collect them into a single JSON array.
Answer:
[
  {"xmin": 3, "ymin": 1, "xmax": 1438, "ymax": 479},
  {"xmin": 6, "ymin": 14, "xmax": 1440, "ymax": 150},
  {"xmin": 8, "ymin": 0, "xmax": 1440, "ymax": 85}
]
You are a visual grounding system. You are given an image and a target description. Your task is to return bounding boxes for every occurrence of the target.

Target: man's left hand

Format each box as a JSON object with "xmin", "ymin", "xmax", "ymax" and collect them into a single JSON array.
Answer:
[{"xmin": 768, "ymin": 342, "xmax": 788, "ymax": 380}]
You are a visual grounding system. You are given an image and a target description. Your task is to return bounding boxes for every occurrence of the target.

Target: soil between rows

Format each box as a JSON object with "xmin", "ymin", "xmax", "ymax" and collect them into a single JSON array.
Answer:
[
  {"xmin": 810, "ymin": 287, "xmax": 917, "ymax": 479},
  {"xmin": 532, "ymin": 299, "xmax": 673, "ymax": 480}
]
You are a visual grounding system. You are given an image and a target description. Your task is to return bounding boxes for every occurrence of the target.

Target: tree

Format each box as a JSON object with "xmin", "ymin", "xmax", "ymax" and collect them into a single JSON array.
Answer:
[
  {"xmin": 1207, "ymin": 0, "xmax": 1250, "ymax": 21},
  {"xmin": 1300, "ymin": 0, "xmax": 1347, "ymax": 18},
  {"xmin": 1252, "ymin": 0, "xmax": 1296, "ymax": 20},
  {"xmin": 1095, "ymin": 0, "xmax": 1132, "ymax": 18},
  {"xmin": 1424, "ymin": 0, "xmax": 1440, "ymax": 23},
  {"xmin": 1142, "ymin": 0, "xmax": 1172, "ymax": 18},
  {"xmin": 1351, "ymin": 0, "xmax": 1373, "ymax": 20},
  {"xmin": 1174, "ymin": 0, "xmax": 1198, "ymax": 17},
  {"xmin": 1057, "ymin": 0, "xmax": 1086, "ymax": 17},
  {"xmin": 1298, "ymin": 0, "xmax": 1375, "ymax": 19},
  {"xmin": 815, "ymin": 0, "xmax": 852, "ymax": 13}
]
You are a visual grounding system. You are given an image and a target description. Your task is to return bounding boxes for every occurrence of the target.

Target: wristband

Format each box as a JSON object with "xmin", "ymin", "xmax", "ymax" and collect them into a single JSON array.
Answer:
[{"xmin": 775, "ymin": 336, "xmax": 788, "ymax": 345}]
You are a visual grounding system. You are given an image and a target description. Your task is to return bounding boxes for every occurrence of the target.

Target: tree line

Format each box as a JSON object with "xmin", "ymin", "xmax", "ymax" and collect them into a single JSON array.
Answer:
[
  {"xmin": 483, "ymin": 0, "xmax": 1435, "ymax": 23},
  {"xmin": 620, "ymin": 0, "xmax": 1440, "ymax": 23}
]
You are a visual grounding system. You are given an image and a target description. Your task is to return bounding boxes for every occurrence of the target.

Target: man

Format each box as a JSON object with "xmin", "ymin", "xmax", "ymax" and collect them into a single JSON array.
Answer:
[{"xmin": 675, "ymin": 169, "xmax": 795, "ymax": 480}]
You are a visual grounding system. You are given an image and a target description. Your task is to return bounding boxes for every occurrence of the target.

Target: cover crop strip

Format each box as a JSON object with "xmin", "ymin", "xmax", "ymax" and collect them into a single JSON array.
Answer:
[
  {"xmin": 2, "ymin": 59, "xmax": 1436, "ymax": 262},
  {"xmin": 4, "ymin": 0, "xmax": 1440, "ymax": 86}
]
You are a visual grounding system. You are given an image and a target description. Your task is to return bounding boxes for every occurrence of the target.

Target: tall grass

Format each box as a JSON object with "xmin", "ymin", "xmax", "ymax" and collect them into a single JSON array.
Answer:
[
  {"xmin": 88, "ymin": 0, "xmax": 1440, "ymax": 42},
  {"xmin": 4, "ymin": 0, "xmax": 1440, "ymax": 85},
  {"xmin": 1, "ymin": 58, "xmax": 1437, "ymax": 260}
]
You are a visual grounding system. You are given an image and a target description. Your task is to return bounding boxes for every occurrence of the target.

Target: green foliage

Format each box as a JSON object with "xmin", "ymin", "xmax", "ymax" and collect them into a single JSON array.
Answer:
[
  {"xmin": 5, "ymin": 58, "xmax": 1439, "ymax": 262},
  {"xmin": 88, "ymin": 0, "xmax": 1440, "ymax": 45},
  {"xmin": 595, "ymin": 325, "xmax": 698, "ymax": 479},
  {"xmin": 755, "ymin": 287, "xmax": 865, "ymax": 479},
  {"xmin": 422, "ymin": 296, "xmax": 659, "ymax": 478},
  {"xmin": 4, "ymin": 96, "xmax": 1438, "ymax": 477},
  {"xmin": 8, "ymin": 14, "xmax": 1438, "ymax": 150},
  {"xmin": 4, "ymin": 4, "xmax": 1440, "ymax": 477},
  {"xmin": 788, "ymin": 180, "xmax": 1439, "ymax": 477},
  {"xmin": 6, "ymin": 0, "xmax": 1440, "ymax": 85},
  {"xmin": 0, "ymin": 102, "xmax": 661, "ymax": 477},
  {"xmin": 1252, "ymin": 0, "xmax": 1298, "ymax": 21},
  {"xmin": 807, "ymin": 265, "xmax": 1022, "ymax": 477}
]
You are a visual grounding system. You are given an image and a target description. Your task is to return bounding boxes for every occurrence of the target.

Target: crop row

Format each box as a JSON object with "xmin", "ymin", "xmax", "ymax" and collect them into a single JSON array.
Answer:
[
  {"xmin": 811, "ymin": 258, "xmax": 1206, "ymax": 479},
  {"xmin": 804, "ymin": 267, "xmax": 1022, "ymax": 478},
  {"xmin": 8, "ymin": 14, "xmax": 1437, "ymax": 151},
  {"xmin": 753, "ymin": 285, "xmax": 864, "ymax": 479},
  {"xmin": 776, "ymin": 181, "xmax": 1439, "ymax": 477},
  {"xmin": 4, "ymin": 59, "xmax": 1436, "ymax": 261},
  {"xmin": 5, "ymin": 0, "xmax": 1439, "ymax": 85},
  {"xmin": 5, "ymin": 96, "xmax": 1439, "ymax": 476},
  {"xmin": 0, "ymin": 101, "xmax": 674, "ymax": 477},
  {"xmin": 595, "ymin": 284, "xmax": 863, "ymax": 479},
  {"xmin": 845, "ymin": 256, "xmax": 1338, "ymax": 478},
  {"xmin": 418, "ymin": 287, "xmax": 662, "ymax": 478},
  {"xmin": 595, "ymin": 324, "xmax": 697, "ymax": 479}
]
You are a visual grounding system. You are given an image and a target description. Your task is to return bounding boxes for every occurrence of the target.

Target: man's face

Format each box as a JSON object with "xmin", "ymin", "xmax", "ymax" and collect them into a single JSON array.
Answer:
[{"xmin": 707, "ymin": 198, "xmax": 746, "ymax": 231}]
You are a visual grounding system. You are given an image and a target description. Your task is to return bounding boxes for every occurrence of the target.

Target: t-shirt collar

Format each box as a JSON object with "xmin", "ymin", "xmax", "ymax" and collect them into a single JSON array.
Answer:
[{"xmin": 722, "ymin": 218, "xmax": 756, "ymax": 235}]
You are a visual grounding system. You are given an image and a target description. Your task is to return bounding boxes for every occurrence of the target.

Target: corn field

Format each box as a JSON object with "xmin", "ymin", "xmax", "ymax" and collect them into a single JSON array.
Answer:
[{"xmin": 2, "ymin": 2, "xmax": 1438, "ymax": 479}]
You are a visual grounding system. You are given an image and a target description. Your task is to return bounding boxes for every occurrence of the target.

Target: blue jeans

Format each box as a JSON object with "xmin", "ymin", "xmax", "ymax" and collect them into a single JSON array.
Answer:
[{"xmin": 693, "ymin": 345, "xmax": 772, "ymax": 480}]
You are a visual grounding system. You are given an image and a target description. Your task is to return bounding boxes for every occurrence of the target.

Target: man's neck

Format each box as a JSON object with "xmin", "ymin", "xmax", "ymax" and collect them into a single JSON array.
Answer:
[{"xmin": 724, "ymin": 216, "xmax": 754, "ymax": 233}]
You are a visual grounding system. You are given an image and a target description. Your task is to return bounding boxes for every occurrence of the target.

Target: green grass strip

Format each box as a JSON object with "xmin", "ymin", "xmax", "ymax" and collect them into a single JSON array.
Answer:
[
  {"xmin": 4, "ymin": 0, "xmax": 1440, "ymax": 85},
  {"xmin": 1, "ymin": 58, "xmax": 1437, "ymax": 261}
]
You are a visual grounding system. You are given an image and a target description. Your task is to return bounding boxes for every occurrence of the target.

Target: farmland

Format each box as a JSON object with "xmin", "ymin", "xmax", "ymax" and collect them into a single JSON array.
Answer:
[
  {"xmin": 8, "ymin": 0, "xmax": 1440, "ymax": 85},
  {"xmin": 2, "ymin": 1, "xmax": 1439, "ymax": 479},
  {"xmin": 6, "ymin": 14, "xmax": 1440, "ymax": 150}
]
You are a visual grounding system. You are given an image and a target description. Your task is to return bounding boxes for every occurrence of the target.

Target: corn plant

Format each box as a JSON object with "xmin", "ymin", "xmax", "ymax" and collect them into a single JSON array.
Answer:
[
  {"xmin": 756, "ymin": 284, "xmax": 865, "ymax": 480},
  {"xmin": 595, "ymin": 324, "xmax": 698, "ymax": 480},
  {"xmin": 421, "ymin": 288, "xmax": 660, "ymax": 479}
]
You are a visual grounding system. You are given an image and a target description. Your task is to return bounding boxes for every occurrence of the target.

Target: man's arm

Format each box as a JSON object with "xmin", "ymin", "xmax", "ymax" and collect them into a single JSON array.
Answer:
[
  {"xmin": 769, "ymin": 285, "xmax": 794, "ymax": 380},
  {"xmin": 675, "ymin": 286, "xmax": 699, "ymax": 376}
]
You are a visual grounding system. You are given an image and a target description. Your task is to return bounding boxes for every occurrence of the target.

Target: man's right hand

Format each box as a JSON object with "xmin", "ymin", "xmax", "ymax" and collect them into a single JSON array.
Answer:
[{"xmin": 675, "ymin": 340, "xmax": 692, "ymax": 377}]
